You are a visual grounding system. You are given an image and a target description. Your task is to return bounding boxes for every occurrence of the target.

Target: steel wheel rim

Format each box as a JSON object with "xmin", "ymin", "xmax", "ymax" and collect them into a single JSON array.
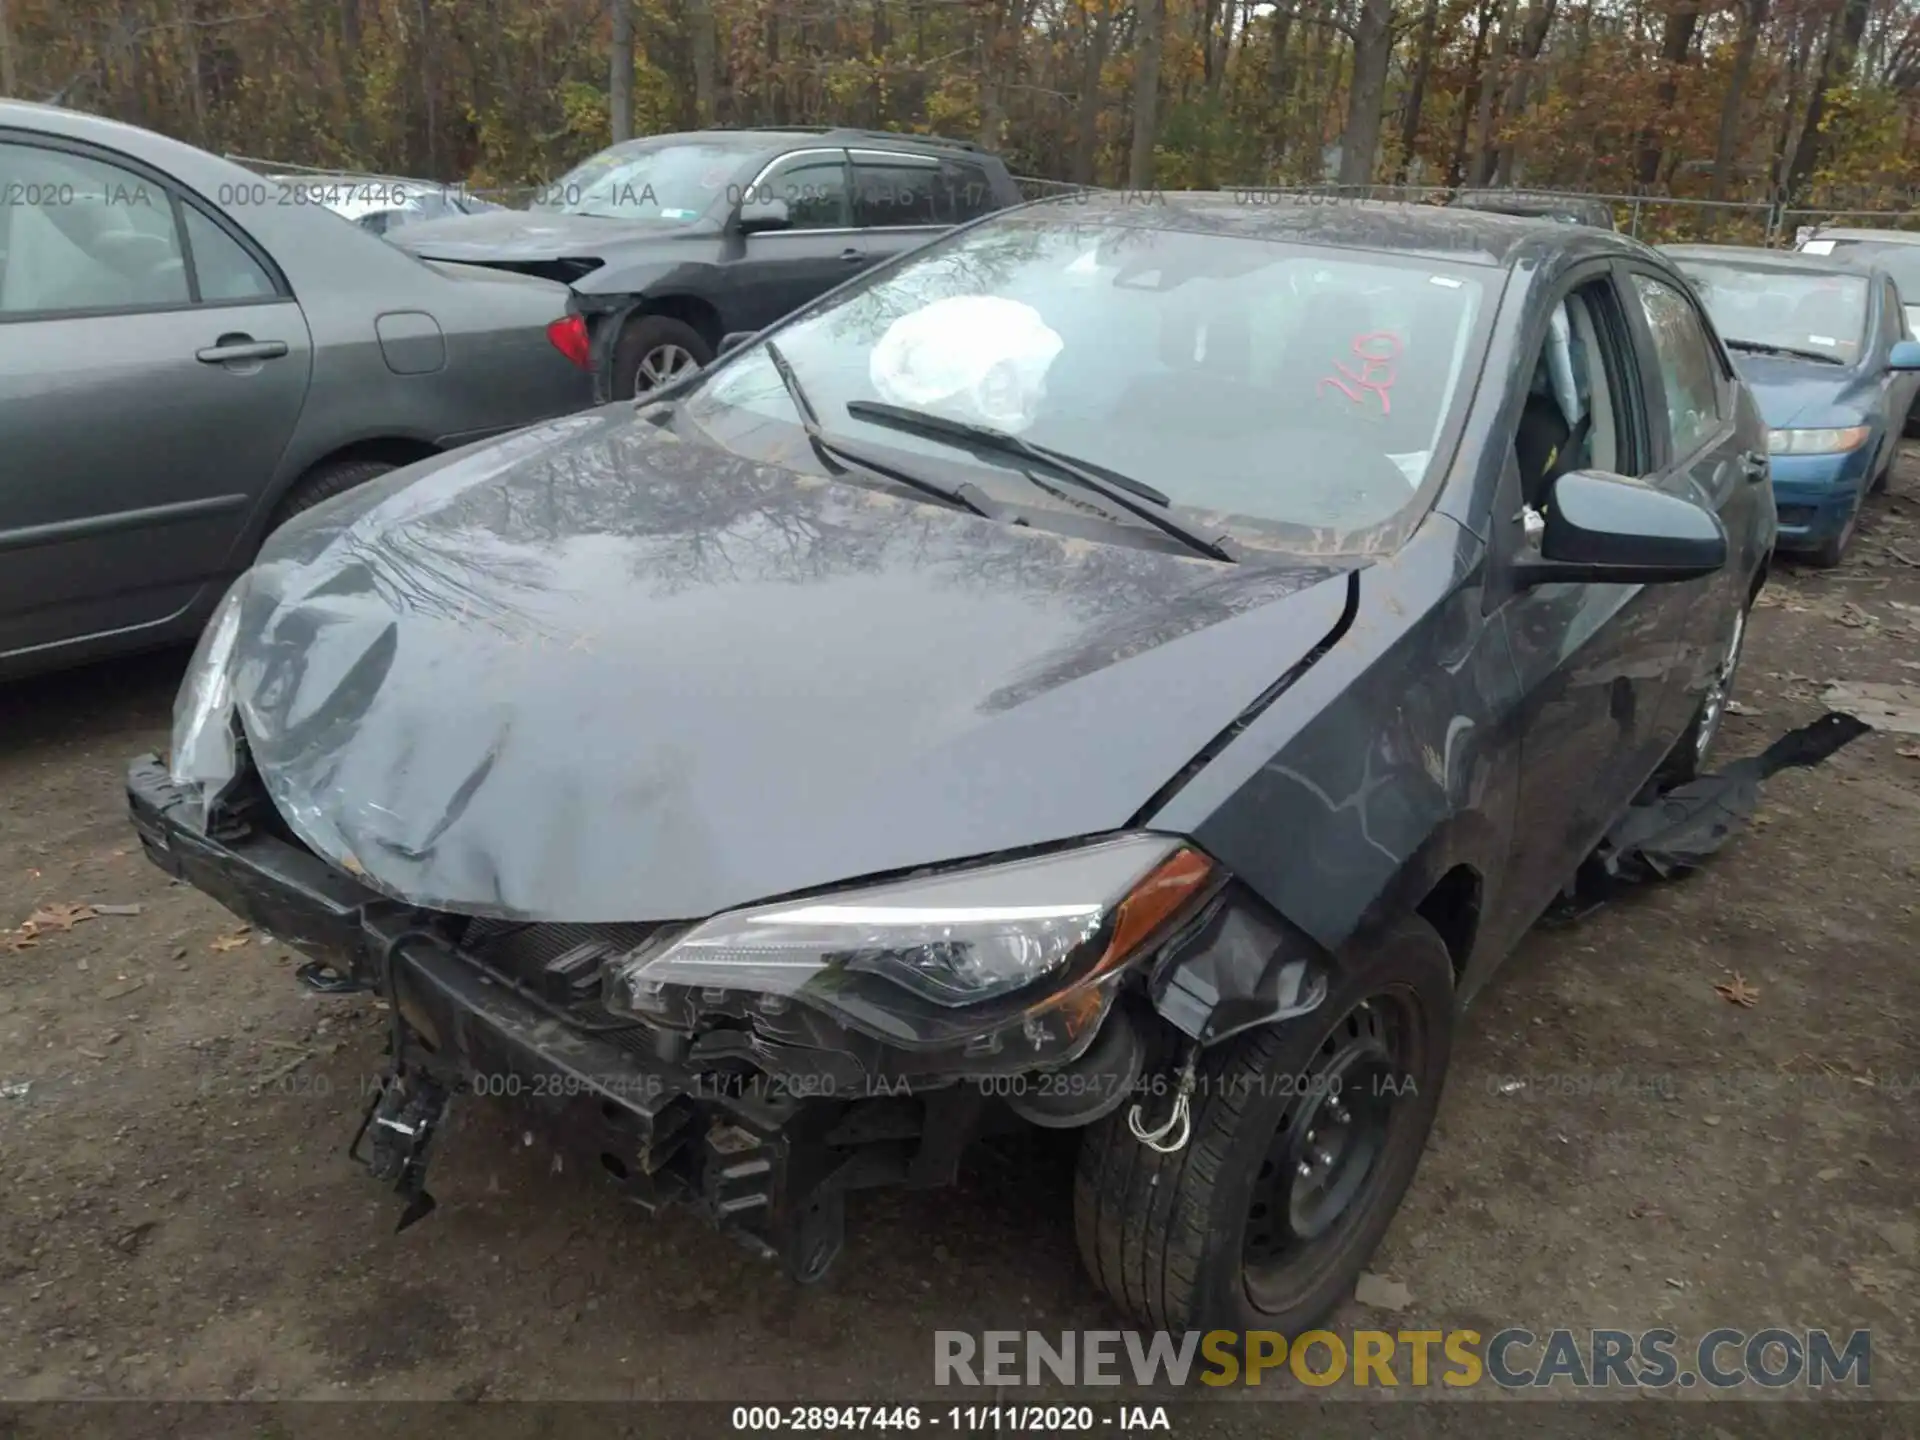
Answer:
[
  {"xmin": 634, "ymin": 343, "xmax": 697, "ymax": 394},
  {"xmin": 1695, "ymin": 605, "xmax": 1747, "ymax": 763},
  {"xmin": 1241, "ymin": 990, "xmax": 1422, "ymax": 1312}
]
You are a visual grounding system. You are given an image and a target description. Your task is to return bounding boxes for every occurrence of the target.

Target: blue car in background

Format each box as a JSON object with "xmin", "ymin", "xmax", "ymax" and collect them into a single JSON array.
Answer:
[{"xmin": 1665, "ymin": 243, "xmax": 1920, "ymax": 566}]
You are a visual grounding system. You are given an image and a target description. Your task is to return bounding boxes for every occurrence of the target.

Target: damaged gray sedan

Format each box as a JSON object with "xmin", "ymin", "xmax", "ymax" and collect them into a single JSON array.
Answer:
[{"xmin": 127, "ymin": 195, "xmax": 1773, "ymax": 1332}]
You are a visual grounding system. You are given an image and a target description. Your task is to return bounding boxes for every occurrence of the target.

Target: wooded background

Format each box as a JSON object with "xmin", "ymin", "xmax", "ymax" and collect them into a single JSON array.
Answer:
[{"xmin": 7, "ymin": 0, "xmax": 1920, "ymax": 220}]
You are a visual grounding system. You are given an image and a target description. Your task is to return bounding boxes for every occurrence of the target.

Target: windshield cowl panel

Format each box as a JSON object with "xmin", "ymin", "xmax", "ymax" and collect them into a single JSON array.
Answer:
[{"xmin": 679, "ymin": 217, "xmax": 1491, "ymax": 557}]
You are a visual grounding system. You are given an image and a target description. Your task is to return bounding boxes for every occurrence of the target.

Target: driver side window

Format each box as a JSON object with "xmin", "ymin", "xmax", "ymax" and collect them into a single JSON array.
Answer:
[
  {"xmin": 1514, "ymin": 284, "xmax": 1630, "ymax": 509},
  {"xmin": 0, "ymin": 143, "xmax": 188, "ymax": 315}
]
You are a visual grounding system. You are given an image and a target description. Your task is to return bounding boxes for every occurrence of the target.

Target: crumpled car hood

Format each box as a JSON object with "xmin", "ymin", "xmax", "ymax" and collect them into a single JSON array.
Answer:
[
  {"xmin": 231, "ymin": 409, "xmax": 1356, "ymax": 921},
  {"xmin": 392, "ymin": 209, "xmax": 692, "ymax": 263}
]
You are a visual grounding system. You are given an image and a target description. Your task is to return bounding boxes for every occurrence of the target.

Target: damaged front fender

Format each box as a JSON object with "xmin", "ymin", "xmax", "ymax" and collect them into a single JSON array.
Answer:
[{"xmin": 1144, "ymin": 880, "xmax": 1332, "ymax": 1048}]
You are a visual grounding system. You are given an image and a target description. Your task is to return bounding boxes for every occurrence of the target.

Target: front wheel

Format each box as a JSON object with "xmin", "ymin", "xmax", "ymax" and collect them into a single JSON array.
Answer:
[
  {"xmin": 1073, "ymin": 917, "xmax": 1454, "ymax": 1333},
  {"xmin": 1662, "ymin": 597, "xmax": 1750, "ymax": 782}
]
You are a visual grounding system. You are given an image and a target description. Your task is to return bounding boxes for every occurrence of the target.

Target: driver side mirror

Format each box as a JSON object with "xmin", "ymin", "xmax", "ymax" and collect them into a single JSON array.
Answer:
[
  {"xmin": 1513, "ymin": 470, "xmax": 1727, "ymax": 588},
  {"xmin": 1888, "ymin": 338, "xmax": 1920, "ymax": 370},
  {"xmin": 736, "ymin": 195, "xmax": 791, "ymax": 233}
]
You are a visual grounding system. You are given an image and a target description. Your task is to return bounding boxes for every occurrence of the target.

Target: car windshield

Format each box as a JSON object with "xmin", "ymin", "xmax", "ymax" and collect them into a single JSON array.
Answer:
[
  {"xmin": 679, "ymin": 215, "xmax": 1489, "ymax": 549},
  {"xmin": 531, "ymin": 139, "xmax": 764, "ymax": 221},
  {"xmin": 1674, "ymin": 261, "xmax": 1868, "ymax": 363}
]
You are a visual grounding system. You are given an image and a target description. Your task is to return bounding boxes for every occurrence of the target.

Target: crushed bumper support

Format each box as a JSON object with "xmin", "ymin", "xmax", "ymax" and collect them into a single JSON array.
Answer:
[{"xmin": 127, "ymin": 754, "xmax": 973, "ymax": 1280}]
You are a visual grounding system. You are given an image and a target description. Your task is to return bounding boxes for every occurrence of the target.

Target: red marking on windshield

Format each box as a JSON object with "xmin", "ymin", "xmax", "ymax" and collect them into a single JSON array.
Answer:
[{"xmin": 1318, "ymin": 330, "xmax": 1404, "ymax": 415}]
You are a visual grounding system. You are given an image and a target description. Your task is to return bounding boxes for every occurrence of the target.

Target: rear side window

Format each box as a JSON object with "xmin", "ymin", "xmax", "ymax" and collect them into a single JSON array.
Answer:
[
  {"xmin": 852, "ymin": 158, "xmax": 938, "ymax": 227},
  {"xmin": 0, "ymin": 142, "xmax": 187, "ymax": 315},
  {"xmin": 938, "ymin": 157, "xmax": 999, "ymax": 223},
  {"xmin": 181, "ymin": 205, "xmax": 277, "ymax": 300},
  {"xmin": 1631, "ymin": 273, "xmax": 1724, "ymax": 459}
]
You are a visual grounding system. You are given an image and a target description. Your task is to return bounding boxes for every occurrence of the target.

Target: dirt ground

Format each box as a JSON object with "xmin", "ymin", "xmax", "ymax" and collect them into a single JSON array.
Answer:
[{"xmin": 2, "ymin": 454, "xmax": 1918, "ymax": 1416}]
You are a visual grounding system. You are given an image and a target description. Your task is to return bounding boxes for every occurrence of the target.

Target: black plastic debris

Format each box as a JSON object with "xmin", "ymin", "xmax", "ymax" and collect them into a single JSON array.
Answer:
[{"xmin": 1545, "ymin": 711, "xmax": 1871, "ymax": 923}]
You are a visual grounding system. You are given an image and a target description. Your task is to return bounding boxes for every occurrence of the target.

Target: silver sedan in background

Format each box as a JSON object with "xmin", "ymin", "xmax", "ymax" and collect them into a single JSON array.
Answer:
[{"xmin": 0, "ymin": 101, "xmax": 597, "ymax": 680}]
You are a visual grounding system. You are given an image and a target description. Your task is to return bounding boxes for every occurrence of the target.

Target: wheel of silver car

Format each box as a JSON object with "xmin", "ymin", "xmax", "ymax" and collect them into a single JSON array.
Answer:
[
  {"xmin": 612, "ymin": 315, "xmax": 714, "ymax": 400},
  {"xmin": 1074, "ymin": 917, "xmax": 1454, "ymax": 1333}
]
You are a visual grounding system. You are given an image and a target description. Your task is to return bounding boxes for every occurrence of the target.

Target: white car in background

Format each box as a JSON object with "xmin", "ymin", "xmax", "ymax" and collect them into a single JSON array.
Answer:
[
  {"xmin": 253, "ymin": 168, "xmax": 507, "ymax": 237},
  {"xmin": 1798, "ymin": 227, "xmax": 1920, "ymax": 433},
  {"xmin": 1798, "ymin": 228, "xmax": 1920, "ymax": 334}
]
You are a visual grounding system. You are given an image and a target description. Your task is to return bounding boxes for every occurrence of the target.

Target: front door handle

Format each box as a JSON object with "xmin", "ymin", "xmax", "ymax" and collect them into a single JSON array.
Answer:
[
  {"xmin": 196, "ymin": 336, "xmax": 289, "ymax": 364},
  {"xmin": 1739, "ymin": 450, "xmax": 1768, "ymax": 481},
  {"xmin": 839, "ymin": 248, "xmax": 864, "ymax": 263}
]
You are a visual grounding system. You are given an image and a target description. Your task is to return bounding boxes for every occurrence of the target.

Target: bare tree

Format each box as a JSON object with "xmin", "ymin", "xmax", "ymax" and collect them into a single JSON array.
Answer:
[
  {"xmin": 610, "ymin": 0, "xmax": 634, "ymax": 141},
  {"xmin": 1711, "ymin": 0, "xmax": 1769, "ymax": 201},
  {"xmin": 1337, "ymin": 0, "xmax": 1395, "ymax": 184},
  {"xmin": 1128, "ymin": 0, "xmax": 1164, "ymax": 186}
]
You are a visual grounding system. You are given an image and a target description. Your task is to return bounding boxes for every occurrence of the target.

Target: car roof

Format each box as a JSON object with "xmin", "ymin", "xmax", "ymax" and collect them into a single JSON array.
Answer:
[
  {"xmin": 1663, "ymin": 243, "xmax": 1884, "ymax": 279},
  {"xmin": 601, "ymin": 127, "xmax": 996, "ymax": 160},
  {"xmin": 1012, "ymin": 191, "xmax": 1642, "ymax": 269}
]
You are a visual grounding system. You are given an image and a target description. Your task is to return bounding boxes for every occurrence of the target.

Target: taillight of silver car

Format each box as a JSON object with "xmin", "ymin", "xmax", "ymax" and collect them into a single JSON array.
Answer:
[{"xmin": 545, "ymin": 315, "xmax": 593, "ymax": 370}]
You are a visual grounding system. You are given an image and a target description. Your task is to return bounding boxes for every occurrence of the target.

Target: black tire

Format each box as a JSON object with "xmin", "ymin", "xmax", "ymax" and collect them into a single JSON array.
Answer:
[
  {"xmin": 1073, "ymin": 917, "xmax": 1454, "ymax": 1333},
  {"xmin": 267, "ymin": 457, "xmax": 396, "ymax": 533},
  {"xmin": 1870, "ymin": 436, "xmax": 1896, "ymax": 496},
  {"xmin": 612, "ymin": 315, "xmax": 713, "ymax": 400},
  {"xmin": 1808, "ymin": 505, "xmax": 1857, "ymax": 569}
]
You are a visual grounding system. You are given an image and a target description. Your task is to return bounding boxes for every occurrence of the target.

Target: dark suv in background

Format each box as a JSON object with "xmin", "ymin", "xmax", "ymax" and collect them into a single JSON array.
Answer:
[{"xmin": 394, "ymin": 127, "xmax": 1025, "ymax": 399}]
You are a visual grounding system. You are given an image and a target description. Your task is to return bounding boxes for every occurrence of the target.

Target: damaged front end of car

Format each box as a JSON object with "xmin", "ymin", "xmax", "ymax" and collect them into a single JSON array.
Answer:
[{"xmin": 130, "ymin": 730, "xmax": 1332, "ymax": 1282}]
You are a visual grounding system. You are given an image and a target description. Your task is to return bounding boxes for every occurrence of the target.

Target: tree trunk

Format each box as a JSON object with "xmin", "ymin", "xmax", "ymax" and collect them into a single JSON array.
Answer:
[
  {"xmin": 1784, "ymin": 0, "xmax": 1870, "ymax": 199},
  {"xmin": 1396, "ymin": 0, "xmax": 1441, "ymax": 181},
  {"xmin": 610, "ymin": 0, "xmax": 634, "ymax": 141},
  {"xmin": 689, "ymin": 0, "xmax": 717, "ymax": 126},
  {"xmin": 1128, "ymin": 0, "xmax": 1164, "ymax": 186},
  {"xmin": 1492, "ymin": 0, "xmax": 1554, "ymax": 186},
  {"xmin": 978, "ymin": 1, "xmax": 1006, "ymax": 151},
  {"xmin": 1449, "ymin": 0, "xmax": 1491, "ymax": 185},
  {"xmin": 1635, "ymin": 0, "xmax": 1701, "ymax": 189},
  {"xmin": 1337, "ymin": 0, "xmax": 1394, "ymax": 184},
  {"xmin": 1, "ymin": 0, "xmax": 19, "ymax": 97},
  {"xmin": 415, "ymin": 0, "xmax": 438, "ymax": 176},
  {"xmin": 1470, "ymin": 0, "xmax": 1513, "ymax": 186},
  {"xmin": 1071, "ymin": 1, "xmax": 1113, "ymax": 184},
  {"xmin": 1709, "ymin": 0, "xmax": 1768, "ymax": 201}
]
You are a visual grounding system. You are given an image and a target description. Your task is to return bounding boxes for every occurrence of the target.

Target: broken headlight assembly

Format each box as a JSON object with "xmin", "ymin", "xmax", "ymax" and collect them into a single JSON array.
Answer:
[
  {"xmin": 604, "ymin": 835, "xmax": 1218, "ymax": 1071},
  {"xmin": 168, "ymin": 577, "xmax": 249, "ymax": 827}
]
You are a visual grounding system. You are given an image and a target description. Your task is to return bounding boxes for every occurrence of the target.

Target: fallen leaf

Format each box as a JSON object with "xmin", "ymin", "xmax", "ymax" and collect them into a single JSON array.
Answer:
[
  {"xmin": 26, "ymin": 902, "xmax": 96, "ymax": 933},
  {"xmin": 90, "ymin": 903, "xmax": 144, "ymax": 917},
  {"xmin": 1354, "ymin": 1272, "xmax": 1413, "ymax": 1311},
  {"xmin": 1823, "ymin": 681, "xmax": 1920, "ymax": 735},
  {"xmin": 1714, "ymin": 972, "xmax": 1760, "ymax": 1007},
  {"xmin": 209, "ymin": 932, "xmax": 251, "ymax": 953},
  {"xmin": 1725, "ymin": 700, "xmax": 1759, "ymax": 716},
  {"xmin": 1628, "ymin": 1200, "xmax": 1665, "ymax": 1220}
]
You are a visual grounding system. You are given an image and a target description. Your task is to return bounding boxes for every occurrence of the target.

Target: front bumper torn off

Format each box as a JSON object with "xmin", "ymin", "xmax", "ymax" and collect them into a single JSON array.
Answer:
[{"xmin": 125, "ymin": 754, "xmax": 976, "ymax": 1280}]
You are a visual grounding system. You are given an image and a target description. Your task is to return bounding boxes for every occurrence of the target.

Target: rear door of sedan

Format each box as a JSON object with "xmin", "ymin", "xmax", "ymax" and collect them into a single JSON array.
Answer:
[{"xmin": 0, "ymin": 133, "xmax": 311, "ymax": 663}]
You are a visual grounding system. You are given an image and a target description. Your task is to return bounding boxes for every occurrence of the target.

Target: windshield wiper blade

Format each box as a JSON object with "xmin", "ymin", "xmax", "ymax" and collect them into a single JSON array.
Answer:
[
  {"xmin": 762, "ymin": 343, "xmax": 1007, "ymax": 522},
  {"xmin": 1724, "ymin": 337, "xmax": 1844, "ymax": 365},
  {"xmin": 844, "ymin": 400, "xmax": 1237, "ymax": 563}
]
